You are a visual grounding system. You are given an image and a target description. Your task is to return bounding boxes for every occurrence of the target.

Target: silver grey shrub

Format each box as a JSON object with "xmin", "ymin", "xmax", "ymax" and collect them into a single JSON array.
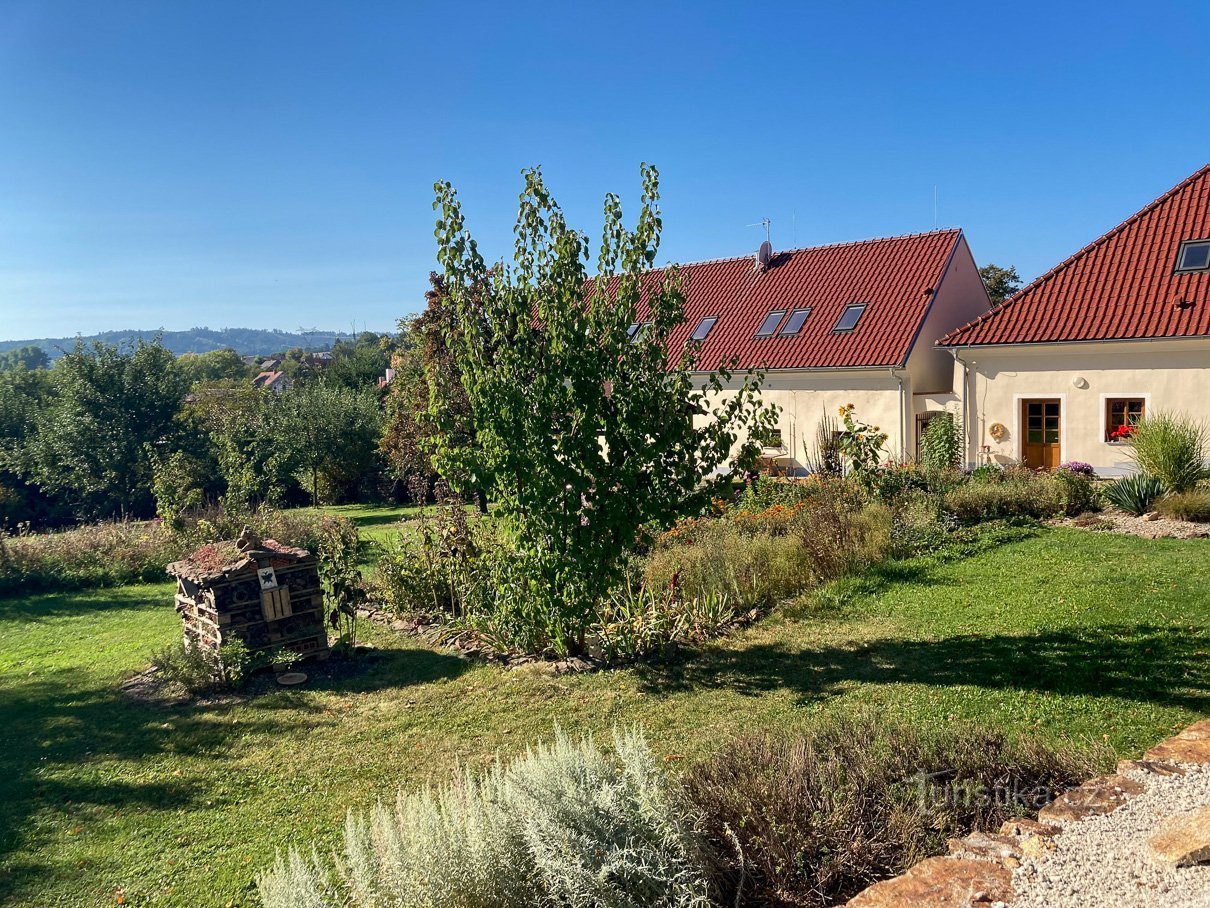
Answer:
[{"xmin": 256, "ymin": 728, "xmax": 710, "ymax": 908}]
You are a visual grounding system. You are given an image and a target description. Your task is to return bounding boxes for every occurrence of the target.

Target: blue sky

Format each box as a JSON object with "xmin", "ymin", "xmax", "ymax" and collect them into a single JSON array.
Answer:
[{"xmin": 1, "ymin": 1, "xmax": 1207, "ymax": 340}]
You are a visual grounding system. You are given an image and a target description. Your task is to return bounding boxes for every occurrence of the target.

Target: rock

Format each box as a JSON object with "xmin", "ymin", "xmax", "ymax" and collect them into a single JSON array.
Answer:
[
  {"xmin": 1144, "ymin": 719, "xmax": 1210, "ymax": 765},
  {"xmin": 1117, "ymin": 758, "xmax": 1187, "ymax": 777},
  {"xmin": 846, "ymin": 856, "xmax": 1013, "ymax": 907},
  {"xmin": 1019, "ymin": 835, "xmax": 1057, "ymax": 859},
  {"xmin": 947, "ymin": 831, "xmax": 1023, "ymax": 861},
  {"xmin": 1038, "ymin": 773, "xmax": 1144, "ymax": 823},
  {"xmin": 1148, "ymin": 805, "xmax": 1210, "ymax": 867},
  {"xmin": 999, "ymin": 817, "xmax": 1061, "ymax": 837},
  {"xmin": 1143, "ymin": 511, "xmax": 1162, "ymax": 521}
]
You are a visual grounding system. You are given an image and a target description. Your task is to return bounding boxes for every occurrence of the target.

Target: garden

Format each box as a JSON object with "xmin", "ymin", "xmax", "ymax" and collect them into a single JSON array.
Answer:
[{"xmin": 2, "ymin": 167, "xmax": 1210, "ymax": 907}]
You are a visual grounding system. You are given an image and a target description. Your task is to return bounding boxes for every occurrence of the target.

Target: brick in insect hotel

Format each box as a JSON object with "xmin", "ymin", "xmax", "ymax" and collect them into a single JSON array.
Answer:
[{"xmin": 166, "ymin": 527, "xmax": 329, "ymax": 659}]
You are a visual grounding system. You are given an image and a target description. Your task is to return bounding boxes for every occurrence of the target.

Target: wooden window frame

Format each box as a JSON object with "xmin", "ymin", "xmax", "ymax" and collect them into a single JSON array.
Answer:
[{"xmin": 1102, "ymin": 394, "xmax": 1148, "ymax": 444}]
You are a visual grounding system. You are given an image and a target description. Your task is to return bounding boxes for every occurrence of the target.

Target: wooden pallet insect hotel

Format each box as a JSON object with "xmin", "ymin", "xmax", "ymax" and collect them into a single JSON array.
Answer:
[{"xmin": 166, "ymin": 527, "xmax": 329, "ymax": 660}]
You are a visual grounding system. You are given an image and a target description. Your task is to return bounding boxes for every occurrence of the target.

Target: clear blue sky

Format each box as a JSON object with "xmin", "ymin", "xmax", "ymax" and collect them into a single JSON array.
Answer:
[{"xmin": 1, "ymin": 0, "xmax": 1207, "ymax": 340}]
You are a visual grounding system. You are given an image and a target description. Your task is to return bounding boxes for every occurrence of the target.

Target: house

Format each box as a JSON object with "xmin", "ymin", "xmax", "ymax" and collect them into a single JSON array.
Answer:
[
  {"xmin": 638, "ymin": 229, "xmax": 992, "ymax": 472},
  {"xmin": 939, "ymin": 163, "xmax": 1210, "ymax": 474},
  {"xmin": 252, "ymin": 370, "xmax": 292, "ymax": 393},
  {"xmin": 259, "ymin": 357, "xmax": 283, "ymax": 372}
]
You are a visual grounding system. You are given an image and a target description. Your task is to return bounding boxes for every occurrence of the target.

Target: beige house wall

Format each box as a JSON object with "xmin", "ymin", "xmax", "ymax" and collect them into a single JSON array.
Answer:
[
  {"xmin": 905, "ymin": 235, "xmax": 993, "ymax": 394},
  {"xmin": 699, "ymin": 370, "xmax": 906, "ymax": 473},
  {"xmin": 949, "ymin": 338, "xmax": 1210, "ymax": 474}
]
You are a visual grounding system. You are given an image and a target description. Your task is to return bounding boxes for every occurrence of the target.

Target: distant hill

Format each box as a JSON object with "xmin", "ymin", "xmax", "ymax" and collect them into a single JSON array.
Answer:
[{"xmin": 0, "ymin": 327, "xmax": 356, "ymax": 360}]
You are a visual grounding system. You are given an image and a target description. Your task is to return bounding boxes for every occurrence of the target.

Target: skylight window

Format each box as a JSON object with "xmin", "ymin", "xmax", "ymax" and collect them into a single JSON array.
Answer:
[
  {"xmin": 627, "ymin": 322, "xmax": 650, "ymax": 341},
  {"xmin": 778, "ymin": 307, "xmax": 812, "ymax": 336},
  {"xmin": 755, "ymin": 310, "xmax": 786, "ymax": 337},
  {"xmin": 1176, "ymin": 239, "xmax": 1210, "ymax": 273},
  {"xmin": 833, "ymin": 303, "xmax": 867, "ymax": 332},
  {"xmin": 690, "ymin": 316, "xmax": 718, "ymax": 342}
]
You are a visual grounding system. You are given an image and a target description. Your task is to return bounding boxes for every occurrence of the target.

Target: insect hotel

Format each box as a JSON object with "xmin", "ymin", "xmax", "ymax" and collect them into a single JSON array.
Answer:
[{"xmin": 167, "ymin": 528, "xmax": 329, "ymax": 659}]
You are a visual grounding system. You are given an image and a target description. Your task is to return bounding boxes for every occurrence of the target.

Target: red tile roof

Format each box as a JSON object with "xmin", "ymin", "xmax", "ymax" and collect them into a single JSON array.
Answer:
[
  {"xmin": 630, "ymin": 229, "xmax": 961, "ymax": 370},
  {"xmin": 940, "ymin": 164, "xmax": 1210, "ymax": 347}
]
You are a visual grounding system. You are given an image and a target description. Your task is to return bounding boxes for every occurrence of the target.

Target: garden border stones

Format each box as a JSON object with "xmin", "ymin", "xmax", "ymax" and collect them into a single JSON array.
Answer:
[{"xmin": 844, "ymin": 720, "xmax": 1210, "ymax": 907}]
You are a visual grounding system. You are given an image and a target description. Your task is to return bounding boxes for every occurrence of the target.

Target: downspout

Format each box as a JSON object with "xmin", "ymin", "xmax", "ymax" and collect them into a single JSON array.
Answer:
[
  {"xmin": 889, "ymin": 367, "xmax": 906, "ymax": 462},
  {"xmin": 949, "ymin": 348, "xmax": 971, "ymax": 468}
]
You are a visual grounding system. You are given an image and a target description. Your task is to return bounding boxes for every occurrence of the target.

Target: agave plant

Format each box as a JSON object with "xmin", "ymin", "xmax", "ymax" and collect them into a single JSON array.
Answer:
[{"xmin": 1103, "ymin": 474, "xmax": 1165, "ymax": 516}]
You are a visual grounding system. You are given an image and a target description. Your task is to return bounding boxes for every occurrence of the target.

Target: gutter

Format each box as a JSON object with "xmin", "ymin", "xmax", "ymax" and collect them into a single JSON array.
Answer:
[
  {"xmin": 889, "ymin": 367, "xmax": 906, "ymax": 461},
  {"xmin": 949, "ymin": 347, "xmax": 972, "ymax": 467}
]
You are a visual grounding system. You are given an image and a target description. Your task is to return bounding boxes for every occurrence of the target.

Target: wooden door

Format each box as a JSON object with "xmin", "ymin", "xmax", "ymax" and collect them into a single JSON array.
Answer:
[{"xmin": 1021, "ymin": 399, "xmax": 1061, "ymax": 469}]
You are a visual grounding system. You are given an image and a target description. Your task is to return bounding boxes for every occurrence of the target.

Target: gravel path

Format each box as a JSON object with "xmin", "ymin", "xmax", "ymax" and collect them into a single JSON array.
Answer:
[{"xmin": 1011, "ymin": 764, "xmax": 1210, "ymax": 907}]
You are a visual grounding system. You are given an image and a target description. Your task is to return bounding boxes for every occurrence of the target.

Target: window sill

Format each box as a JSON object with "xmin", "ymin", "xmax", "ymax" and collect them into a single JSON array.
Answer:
[{"xmin": 1105, "ymin": 440, "xmax": 1134, "ymax": 447}]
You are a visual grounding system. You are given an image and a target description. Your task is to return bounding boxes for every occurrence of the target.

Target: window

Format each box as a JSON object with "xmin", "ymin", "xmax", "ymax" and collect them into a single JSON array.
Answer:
[
  {"xmin": 779, "ymin": 307, "xmax": 812, "ymax": 336},
  {"xmin": 1176, "ymin": 239, "xmax": 1210, "ymax": 273},
  {"xmin": 628, "ymin": 322, "xmax": 650, "ymax": 342},
  {"xmin": 755, "ymin": 427, "xmax": 784, "ymax": 448},
  {"xmin": 1106, "ymin": 397, "xmax": 1145, "ymax": 442},
  {"xmin": 833, "ymin": 303, "xmax": 867, "ymax": 332},
  {"xmin": 755, "ymin": 310, "xmax": 786, "ymax": 337},
  {"xmin": 690, "ymin": 316, "xmax": 718, "ymax": 342}
]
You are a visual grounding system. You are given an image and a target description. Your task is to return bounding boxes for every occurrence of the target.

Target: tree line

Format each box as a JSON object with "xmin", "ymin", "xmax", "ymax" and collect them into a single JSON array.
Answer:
[{"xmin": 0, "ymin": 329, "xmax": 455, "ymax": 528}]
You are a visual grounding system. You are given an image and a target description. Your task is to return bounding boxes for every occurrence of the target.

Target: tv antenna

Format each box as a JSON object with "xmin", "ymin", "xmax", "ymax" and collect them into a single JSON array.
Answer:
[{"xmin": 746, "ymin": 217, "xmax": 772, "ymax": 244}]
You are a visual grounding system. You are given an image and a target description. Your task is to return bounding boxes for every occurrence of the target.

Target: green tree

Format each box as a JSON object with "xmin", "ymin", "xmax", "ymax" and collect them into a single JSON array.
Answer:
[
  {"xmin": 280, "ymin": 383, "xmax": 382, "ymax": 504},
  {"xmin": 380, "ymin": 274, "xmax": 481, "ymax": 505},
  {"xmin": 0, "ymin": 366, "xmax": 57, "ymax": 524},
  {"xmin": 979, "ymin": 264, "xmax": 1022, "ymax": 307},
  {"xmin": 0, "ymin": 345, "xmax": 50, "ymax": 371},
  {"xmin": 177, "ymin": 348, "xmax": 250, "ymax": 386},
  {"xmin": 26, "ymin": 340, "xmax": 187, "ymax": 518},
  {"xmin": 432, "ymin": 165, "xmax": 774, "ymax": 654},
  {"xmin": 188, "ymin": 382, "xmax": 296, "ymax": 512},
  {"xmin": 325, "ymin": 336, "xmax": 391, "ymax": 390}
]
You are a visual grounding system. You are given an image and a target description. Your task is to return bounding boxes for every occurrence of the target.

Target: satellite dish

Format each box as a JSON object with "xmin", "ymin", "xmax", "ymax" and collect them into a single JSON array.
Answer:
[{"xmin": 756, "ymin": 240, "xmax": 773, "ymax": 270}]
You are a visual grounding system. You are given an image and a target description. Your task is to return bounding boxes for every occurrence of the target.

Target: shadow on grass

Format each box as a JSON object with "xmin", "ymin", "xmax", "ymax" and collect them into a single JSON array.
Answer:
[
  {"xmin": 635, "ymin": 623, "xmax": 1209, "ymax": 711},
  {"xmin": 0, "ymin": 645, "xmax": 468, "ymax": 896},
  {"xmin": 0, "ymin": 584, "xmax": 172, "ymax": 623}
]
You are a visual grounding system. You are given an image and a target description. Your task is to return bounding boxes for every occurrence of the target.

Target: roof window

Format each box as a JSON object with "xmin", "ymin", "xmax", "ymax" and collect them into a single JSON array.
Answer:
[
  {"xmin": 1176, "ymin": 239, "xmax": 1210, "ymax": 273},
  {"xmin": 690, "ymin": 316, "xmax": 718, "ymax": 342},
  {"xmin": 627, "ymin": 322, "xmax": 650, "ymax": 341},
  {"xmin": 778, "ymin": 307, "xmax": 812, "ymax": 336},
  {"xmin": 833, "ymin": 303, "xmax": 867, "ymax": 332},
  {"xmin": 755, "ymin": 309, "xmax": 786, "ymax": 337}
]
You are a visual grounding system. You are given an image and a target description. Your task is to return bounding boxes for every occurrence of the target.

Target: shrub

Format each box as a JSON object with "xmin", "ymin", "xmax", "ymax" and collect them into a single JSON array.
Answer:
[
  {"xmin": 643, "ymin": 522, "xmax": 811, "ymax": 613},
  {"xmin": 1128, "ymin": 411, "xmax": 1209, "ymax": 493},
  {"xmin": 1052, "ymin": 465, "xmax": 1097, "ymax": 516},
  {"xmin": 0, "ymin": 507, "xmax": 354, "ymax": 596},
  {"xmin": 887, "ymin": 491, "xmax": 955, "ymax": 558},
  {"xmin": 0, "ymin": 519, "xmax": 182, "ymax": 595},
  {"xmin": 682, "ymin": 714, "xmax": 1110, "ymax": 908},
  {"xmin": 794, "ymin": 483, "xmax": 890, "ymax": 582},
  {"xmin": 256, "ymin": 728, "xmax": 710, "ymax": 908},
  {"xmin": 735, "ymin": 476, "xmax": 828, "ymax": 513},
  {"xmin": 150, "ymin": 639, "xmax": 299, "ymax": 695},
  {"xmin": 1102, "ymin": 474, "xmax": 1165, "ymax": 516},
  {"xmin": 1155, "ymin": 490, "xmax": 1210, "ymax": 522},
  {"xmin": 1058, "ymin": 461, "xmax": 1095, "ymax": 477},
  {"xmin": 968, "ymin": 463, "xmax": 1004, "ymax": 484},
  {"xmin": 920, "ymin": 412, "xmax": 962, "ymax": 472},
  {"xmin": 595, "ymin": 585, "xmax": 738, "ymax": 662},
  {"xmin": 942, "ymin": 474, "xmax": 1063, "ymax": 523}
]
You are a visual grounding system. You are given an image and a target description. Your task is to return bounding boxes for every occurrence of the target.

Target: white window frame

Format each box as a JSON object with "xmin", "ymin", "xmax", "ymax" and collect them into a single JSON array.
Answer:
[{"xmin": 1099, "ymin": 392, "xmax": 1151, "ymax": 445}]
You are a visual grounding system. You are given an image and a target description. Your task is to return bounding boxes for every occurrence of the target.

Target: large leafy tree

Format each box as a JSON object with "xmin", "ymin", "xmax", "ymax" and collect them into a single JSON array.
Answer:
[
  {"xmin": 177, "ymin": 348, "xmax": 249, "ymax": 386},
  {"xmin": 26, "ymin": 340, "xmax": 187, "ymax": 518},
  {"xmin": 380, "ymin": 274, "xmax": 479, "ymax": 502},
  {"xmin": 187, "ymin": 382, "xmax": 296, "ymax": 513},
  {"xmin": 0, "ymin": 345, "xmax": 50, "ymax": 371},
  {"xmin": 279, "ymin": 382, "xmax": 382, "ymax": 505},
  {"xmin": 979, "ymin": 264, "xmax": 1023, "ymax": 307},
  {"xmin": 432, "ymin": 165, "xmax": 773, "ymax": 654}
]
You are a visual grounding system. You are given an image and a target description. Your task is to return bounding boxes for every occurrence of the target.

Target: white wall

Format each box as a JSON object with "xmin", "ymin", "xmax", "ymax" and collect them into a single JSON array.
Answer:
[{"xmin": 949, "ymin": 338, "xmax": 1210, "ymax": 474}]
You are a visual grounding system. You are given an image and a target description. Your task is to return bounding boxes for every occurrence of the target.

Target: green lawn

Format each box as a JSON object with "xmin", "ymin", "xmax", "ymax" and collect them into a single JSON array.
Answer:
[{"xmin": 1, "ymin": 524, "xmax": 1207, "ymax": 907}]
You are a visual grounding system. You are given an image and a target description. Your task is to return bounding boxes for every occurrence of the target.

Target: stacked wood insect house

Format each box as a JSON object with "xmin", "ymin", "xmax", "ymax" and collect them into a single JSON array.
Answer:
[{"xmin": 167, "ymin": 528, "xmax": 329, "ymax": 659}]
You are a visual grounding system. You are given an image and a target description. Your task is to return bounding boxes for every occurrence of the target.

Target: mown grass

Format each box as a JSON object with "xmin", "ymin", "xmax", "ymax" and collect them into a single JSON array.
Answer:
[{"xmin": 0, "ymin": 518, "xmax": 1206, "ymax": 907}]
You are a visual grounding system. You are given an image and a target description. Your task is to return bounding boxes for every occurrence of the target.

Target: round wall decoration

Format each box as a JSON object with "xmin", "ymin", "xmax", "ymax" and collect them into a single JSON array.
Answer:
[{"xmin": 988, "ymin": 422, "xmax": 1008, "ymax": 441}]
